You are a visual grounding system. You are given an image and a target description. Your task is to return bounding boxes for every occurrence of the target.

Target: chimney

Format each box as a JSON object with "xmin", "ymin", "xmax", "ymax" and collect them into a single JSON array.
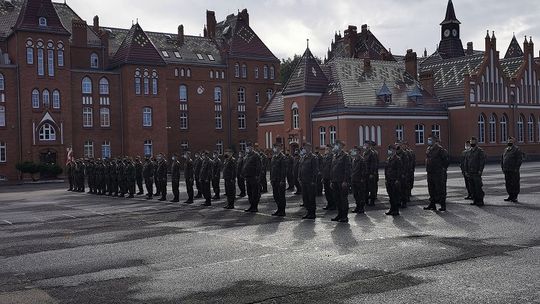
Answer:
[
  {"xmin": 466, "ymin": 42, "xmax": 474, "ymax": 55},
  {"xmin": 364, "ymin": 58, "xmax": 371, "ymax": 71},
  {"xmin": 203, "ymin": 25, "xmax": 208, "ymax": 38},
  {"xmin": 93, "ymin": 15, "xmax": 99, "ymax": 33},
  {"xmin": 405, "ymin": 49, "xmax": 418, "ymax": 80},
  {"xmin": 344, "ymin": 25, "xmax": 358, "ymax": 58},
  {"xmin": 206, "ymin": 10, "xmax": 216, "ymax": 39},
  {"xmin": 419, "ymin": 70, "xmax": 435, "ymax": 95},
  {"xmin": 334, "ymin": 31, "xmax": 339, "ymax": 42},
  {"xmin": 177, "ymin": 24, "xmax": 184, "ymax": 45},
  {"xmin": 72, "ymin": 19, "xmax": 88, "ymax": 47},
  {"xmin": 238, "ymin": 8, "xmax": 249, "ymax": 26},
  {"xmin": 99, "ymin": 30, "xmax": 110, "ymax": 67},
  {"xmin": 361, "ymin": 24, "xmax": 368, "ymax": 34},
  {"xmin": 485, "ymin": 30, "xmax": 491, "ymax": 53}
]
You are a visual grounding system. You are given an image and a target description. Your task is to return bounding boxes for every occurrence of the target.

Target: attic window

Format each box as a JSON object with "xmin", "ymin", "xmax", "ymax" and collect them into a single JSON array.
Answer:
[
  {"xmin": 174, "ymin": 51, "xmax": 181, "ymax": 58},
  {"xmin": 207, "ymin": 54, "xmax": 215, "ymax": 61},
  {"xmin": 162, "ymin": 51, "xmax": 170, "ymax": 58},
  {"xmin": 196, "ymin": 54, "xmax": 204, "ymax": 60},
  {"xmin": 39, "ymin": 17, "xmax": 47, "ymax": 27}
]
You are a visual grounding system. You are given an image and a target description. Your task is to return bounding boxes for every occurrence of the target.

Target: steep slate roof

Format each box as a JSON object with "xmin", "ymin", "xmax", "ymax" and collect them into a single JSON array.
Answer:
[
  {"xmin": 500, "ymin": 56, "xmax": 524, "ymax": 78},
  {"xmin": 441, "ymin": 0, "xmax": 460, "ymax": 25},
  {"xmin": 313, "ymin": 58, "xmax": 441, "ymax": 115},
  {"xmin": 328, "ymin": 26, "xmax": 395, "ymax": 61},
  {"xmin": 259, "ymin": 91, "xmax": 284, "ymax": 122},
  {"xmin": 504, "ymin": 35, "xmax": 524, "ymax": 59},
  {"xmin": 0, "ymin": 0, "xmax": 22, "ymax": 39},
  {"xmin": 13, "ymin": 0, "xmax": 69, "ymax": 36},
  {"xmin": 109, "ymin": 23, "xmax": 166, "ymax": 68},
  {"xmin": 215, "ymin": 11, "xmax": 277, "ymax": 61},
  {"xmin": 52, "ymin": 2, "xmax": 100, "ymax": 46},
  {"xmin": 282, "ymin": 47, "xmax": 328, "ymax": 96}
]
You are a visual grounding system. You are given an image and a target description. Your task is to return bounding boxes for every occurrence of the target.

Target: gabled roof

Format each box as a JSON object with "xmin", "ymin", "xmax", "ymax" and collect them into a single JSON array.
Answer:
[
  {"xmin": 13, "ymin": 0, "xmax": 69, "ymax": 36},
  {"xmin": 504, "ymin": 35, "xmax": 523, "ymax": 59},
  {"xmin": 110, "ymin": 23, "xmax": 166, "ymax": 68},
  {"xmin": 0, "ymin": 0, "xmax": 22, "ymax": 39},
  {"xmin": 441, "ymin": 0, "xmax": 460, "ymax": 25},
  {"xmin": 259, "ymin": 91, "xmax": 284, "ymax": 122},
  {"xmin": 215, "ymin": 11, "xmax": 277, "ymax": 61},
  {"xmin": 52, "ymin": 2, "xmax": 101, "ymax": 46},
  {"xmin": 282, "ymin": 47, "xmax": 328, "ymax": 96},
  {"xmin": 328, "ymin": 26, "xmax": 395, "ymax": 61}
]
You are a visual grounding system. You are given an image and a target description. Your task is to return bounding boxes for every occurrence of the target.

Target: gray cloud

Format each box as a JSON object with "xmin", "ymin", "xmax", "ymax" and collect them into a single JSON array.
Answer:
[{"xmin": 67, "ymin": 0, "xmax": 540, "ymax": 60}]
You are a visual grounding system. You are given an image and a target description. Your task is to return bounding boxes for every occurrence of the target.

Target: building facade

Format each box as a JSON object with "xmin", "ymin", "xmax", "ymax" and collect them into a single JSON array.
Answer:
[
  {"xmin": 258, "ymin": 0, "xmax": 540, "ymax": 162},
  {"xmin": 0, "ymin": 0, "xmax": 279, "ymax": 181}
]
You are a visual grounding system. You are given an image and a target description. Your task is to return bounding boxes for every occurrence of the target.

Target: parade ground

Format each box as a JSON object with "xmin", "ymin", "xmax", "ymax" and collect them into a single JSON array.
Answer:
[{"xmin": 0, "ymin": 162, "xmax": 539, "ymax": 304}]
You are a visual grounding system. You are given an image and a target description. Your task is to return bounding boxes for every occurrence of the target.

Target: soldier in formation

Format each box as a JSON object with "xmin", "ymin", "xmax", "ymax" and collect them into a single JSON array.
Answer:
[
  {"xmin": 222, "ymin": 150, "xmax": 237, "ymax": 209},
  {"xmin": 242, "ymin": 142, "xmax": 262, "ymax": 212},
  {"xmin": 270, "ymin": 143, "xmax": 287, "ymax": 216},
  {"xmin": 424, "ymin": 135, "xmax": 450, "ymax": 211},
  {"xmin": 501, "ymin": 136, "xmax": 523, "ymax": 203},
  {"xmin": 298, "ymin": 143, "xmax": 319, "ymax": 219},
  {"xmin": 170, "ymin": 154, "xmax": 181, "ymax": 203},
  {"xmin": 463, "ymin": 137, "xmax": 486, "ymax": 207},
  {"xmin": 211, "ymin": 152, "xmax": 222, "ymax": 200}
]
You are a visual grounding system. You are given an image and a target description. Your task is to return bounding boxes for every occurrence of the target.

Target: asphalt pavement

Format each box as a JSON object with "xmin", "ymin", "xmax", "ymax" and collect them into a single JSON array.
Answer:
[{"xmin": 0, "ymin": 162, "xmax": 539, "ymax": 304}]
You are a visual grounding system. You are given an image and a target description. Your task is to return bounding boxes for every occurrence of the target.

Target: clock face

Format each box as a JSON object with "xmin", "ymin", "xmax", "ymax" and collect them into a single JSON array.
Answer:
[
  {"xmin": 444, "ymin": 29, "xmax": 451, "ymax": 37},
  {"xmin": 452, "ymin": 29, "xmax": 458, "ymax": 37},
  {"xmin": 197, "ymin": 86, "xmax": 205, "ymax": 95}
]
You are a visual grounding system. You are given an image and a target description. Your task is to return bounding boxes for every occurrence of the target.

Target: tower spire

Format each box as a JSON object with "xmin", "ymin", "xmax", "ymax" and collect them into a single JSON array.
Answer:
[{"xmin": 441, "ymin": 0, "xmax": 460, "ymax": 25}]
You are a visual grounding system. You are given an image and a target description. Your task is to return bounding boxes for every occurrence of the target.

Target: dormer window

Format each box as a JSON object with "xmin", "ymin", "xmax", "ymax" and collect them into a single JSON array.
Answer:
[
  {"xmin": 39, "ymin": 17, "xmax": 47, "ymax": 27},
  {"xmin": 377, "ymin": 82, "xmax": 392, "ymax": 103},
  {"xmin": 90, "ymin": 53, "xmax": 99, "ymax": 69}
]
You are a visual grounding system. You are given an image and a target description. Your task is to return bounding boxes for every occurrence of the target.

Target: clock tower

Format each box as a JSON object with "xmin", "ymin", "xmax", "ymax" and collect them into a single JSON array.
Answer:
[{"xmin": 438, "ymin": 0, "xmax": 465, "ymax": 59}]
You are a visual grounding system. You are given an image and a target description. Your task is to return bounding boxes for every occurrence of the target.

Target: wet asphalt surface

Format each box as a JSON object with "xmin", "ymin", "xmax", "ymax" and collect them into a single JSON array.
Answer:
[{"xmin": 0, "ymin": 163, "xmax": 539, "ymax": 304}]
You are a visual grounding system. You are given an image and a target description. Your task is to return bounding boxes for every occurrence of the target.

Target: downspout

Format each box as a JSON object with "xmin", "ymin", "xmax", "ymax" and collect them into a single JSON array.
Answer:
[
  {"xmin": 119, "ymin": 69, "xmax": 125, "ymax": 155},
  {"xmin": 15, "ymin": 34, "xmax": 23, "ymax": 179},
  {"xmin": 226, "ymin": 58, "xmax": 232, "ymax": 149}
]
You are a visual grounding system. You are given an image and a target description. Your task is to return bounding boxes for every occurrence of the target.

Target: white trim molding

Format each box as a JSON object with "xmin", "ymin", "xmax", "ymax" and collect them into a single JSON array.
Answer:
[
  {"xmin": 448, "ymin": 106, "xmax": 466, "ymax": 110},
  {"xmin": 282, "ymin": 92, "xmax": 323, "ymax": 98},
  {"xmin": 259, "ymin": 121, "xmax": 284, "ymax": 127},
  {"xmin": 312, "ymin": 115, "xmax": 448, "ymax": 122}
]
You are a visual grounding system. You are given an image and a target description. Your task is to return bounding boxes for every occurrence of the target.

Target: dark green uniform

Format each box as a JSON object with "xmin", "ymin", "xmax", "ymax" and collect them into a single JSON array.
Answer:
[
  {"xmin": 211, "ymin": 156, "xmax": 222, "ymax": 199},
  {"xmin": 464, "ymin": 145, "xmax": 486, "ymax": 206},
  {"xmin": 321, "ymin": 151, "xmax": 335, "ymax": 210},
  {"xmin": 501, "ymin": 145, "xmax": 523, "ymax": 202},
  {"xmin": 135, "ymin": 159, "xmax": 144, "ymax": 195},
  {"xmin": 142, "ymin": 159, "xmax": 154, "ymax": 199},
  {"xmin": 331, "ymin": 150, "xmax": 351, "ymax": 221},
  {"xmin": 171, "ymin": 158, "xmax": 181, "ymax": 202},
  {"xmin": 199, "ymin": 155, "xmax": 213, "ymax": 205},
  {"xmin": 425, "ymin": 143, "xmax": 450, "ymax": 210},
  {"xmin": 385, "ymin": 153, "xmax": 402, "ymax": 215},
  {"xmin": 242, "ymin": 150, "xmax": 262, "ymax": 212},
  {"xmin": 156, "ymin": 158, "xmax": 168, "ymax": 201},
  {"xmin": 259, "ymin": 153, "xmax": 268, "ymax": 193},
  {"xmin": 293, "ymin": 154, "xmax": 302, "ymax": 195},
  {"xmin": 270, "ymin": 152, "xmax": 288, "ymax": 215},
  {"xmin": 286, "ymin": 154, "xmax": 295, "ymax": 191},
  {"xmin": 222, "ymin": 156, "xmax": 237, "ymax": 207},
  {"xmin": 316, "ymin": 152, "xmax": 323, "ymax": 196},
  {"xmin": 460, "ymin": 148, "xmax": 472, "ymax": 199},
  {"xmin": 299, "ymin": 152, "xmax": 319, "ymax": 216},
  {"xmin": 125, "ymin": 160, "xmax": 136, "ymax": 198},
  {"xmin": 194, "ymin": 155, "xmax": 203, "ymax": 198},
  {"xmin": 351, "ymin": 152, "xmax": 368, "ymax": 213},
  {"xmin": 184, "ymin": 156, "xmax": 194, "ymax": 203},
  {"xmin": 364, "ymin": 146, "xmax": 379, "ymax": 205},
  {"xmin": 236, "ymin": 154, "xmax": 246, "ymax": 197}
]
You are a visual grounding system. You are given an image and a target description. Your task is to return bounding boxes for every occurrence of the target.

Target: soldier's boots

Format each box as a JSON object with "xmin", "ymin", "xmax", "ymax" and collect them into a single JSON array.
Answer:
[
  {"xmin": 223, "ymin": 204, "xmax": 234, "ymax": 209},
  {"xmin": 351, "ymin": 207, "xmax": 365, "ymax": 214},
  {"xmin": 302, "ymin": 212, "xmax": 315, "ymax": 220}
]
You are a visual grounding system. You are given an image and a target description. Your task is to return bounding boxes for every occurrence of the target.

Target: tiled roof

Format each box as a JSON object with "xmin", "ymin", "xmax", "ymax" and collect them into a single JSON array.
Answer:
[
  {"xmin": 104, "ymin": 27, "xmax": 223, "ymax": 65},
  {"xmin": 420, "ymin": 53, "xmax": 484, "ymax": 103},
  {"xmin": 215, "ymin": 12, "xmax": 277, "ymax": 61},
  {"xmin": 500, "ymin": 56, "xmax": 524, "ymax": 78},
  {"xmin": 109, "ymin": 23, "xmax": 166, "ymax": 68},
  {"xmin": 0, "ymin": 0, "xmax": 22, "ymax": 39},
  {"xmin": 282, "ymin": 47, "xmax": 328, "ymax": 96},
  {"xmin": 328, "ymin": 26, "xmax": 395, "ymax": 61},
  {"xmin": 441, "ymin": 0, "xmax": 460, "ymax": 25},
  {"xmin": 259, "ymin": 91, "xmax": 284, "ymax": 122},
  {"xmin": 314, "ymin": 58, "xmax": 438, "ymax": 112},
  {"xmin": 13, "ymin": 0, "xmax": 69, "ymax": 36},
  {"xmin": 52, "ymin": 2, "xmax": 100, "ymax": 46},
  {"xmin": 504, "ymin": 35, "xmax": 523, "ymax": 59}
]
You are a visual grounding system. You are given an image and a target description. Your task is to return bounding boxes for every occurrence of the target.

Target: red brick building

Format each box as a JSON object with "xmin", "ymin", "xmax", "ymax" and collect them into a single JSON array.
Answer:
[
  {"xmin": 258, "ymin": 0, "xmax": 540, "ymax": 162},
  {"xmin": 0, "ymin": 0, "xmax": 279, "ymax": 181}
]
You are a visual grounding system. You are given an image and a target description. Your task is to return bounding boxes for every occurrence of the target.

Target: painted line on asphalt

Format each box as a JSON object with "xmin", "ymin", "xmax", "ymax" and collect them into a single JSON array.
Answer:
[
  {"xmin": 2, "ymin": 220, "xmax": 13, "ymax": 225},
  {"xmin": 62, "ymin": 214, "xmax": 77, "ymax": 219}
]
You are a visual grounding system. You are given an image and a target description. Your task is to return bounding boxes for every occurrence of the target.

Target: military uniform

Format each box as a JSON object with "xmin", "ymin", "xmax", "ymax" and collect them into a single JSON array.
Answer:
[
  {"xmin": 86, "ymin": 161, "xmax": 95, "ymax": 194},
  {"xmin": 153, "ymin": 159, "xmax": 160, "ymax": 197},
  {"xmin": 364, "ymin": 145, "xmax": 379, "ymax": 205},
  {"xmin": 260, "ymin": 152, "xmax": 269, "ymax": 193},
  {"xmin": 110, "ymin": 161, "xmax": 119, "ymax": 196},
  {"xmin": 242, "ymin": 149, "xmax": 262, "ymax": 212},
  {"xmin": 212, "ymin": 156, "xmax": 222, "ymax": 199},
  {"xmin": 385, "ymin": 151, "xmax": 403, "ymax": 216},
  {"xmin": 316, "ymin": 152, "xmax": 323, "ymax": 196},
  {"xmin": 117, "ymin": 160, "xmax": 126, "ymax": 197},
  {"xmin": 103, "ymin": 160, "xmax": 111, "ymax": 195},
  {"xmin": 270, "ymin": 151, "xmax": 288, "ymax": 216},
  {"xmin": 330, "ymin": 149, "xmax": 351, "ymax": 222},
  {"xmin": 501, "ymin": 144, "xmax": 523, "ymax": 202},
  {"xmin": 135, "ymin": 159, "xmax": 144, "ymax": 195},
  {"xmin": 222, "ymin": 156, "xmax": 237, "ymax": 208},
  {"xmin": 293, "ymin": 154, "xmax": 302, "ymax": 195},
  {"xmin": 171, "ymin": 158, "xmax": 181, "ymax": 202},
  {"xmin": 464, "ymin": 144, "xmax": 486, "ymax": 206},
  {"xmin": 156, "ymin": 158, "xmax": 168, "ymax": 201},
  {"xmin": 199, "ymin": 155, "xmax": 213, "ymax": 205},
  {"xmin": 142, "ymin": 159, "xmax": 154, "ymax": 199},
  {"xmin": 351, "ymin": 152, "xmax": 368, "ymax": 213},
  {"xmin": 321, "ymin": 150, "xmax": 335, "ymax": 210},
  {"xmin": 236, "ymin": 154, "xmax": 246, "ymax": 197},
  {"xmin": 286, "ymin": 154, "xmax": 295, "ymax": 191},
  {"xmin": 194, "ymin": 155, "xmax": 203, "ymax": 198},
  {"xmin": 95, "ymin": 160, "xmax": 104, "ymax": 195},
  {"xmin": 299, "ymin": 150, "xmax": 319, "ymax": 218},
  {"xmin": 125, "ymin": 160, "xmax": 136, "ymax": 198},
  {"xmin": 460, "ymin": 146, "xmax": 472, "ymax": 199},
  {"xmin": 424, "ymin": 143, "xmax": 450, "ymax": 211},
  {"xmin": 184, "ymin": 155, "xmax": 194, "ymax": 203}
]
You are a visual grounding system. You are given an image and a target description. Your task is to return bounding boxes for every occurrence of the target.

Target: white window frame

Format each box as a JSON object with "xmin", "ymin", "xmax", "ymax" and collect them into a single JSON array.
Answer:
[
  {"xmin": 270, "ymin": 66, "xmax": 275, "ymax": 79},
  {"xmin": 216, "ymin": 140, "xmax": 224, "ymax": 155},
  {"xmin": 292, "ymin": 108, "xmax": 299, "ymax": 129},
  {"xmin": 0, "ymin": 106, "xmax": 5, "ymax": 127},
  {"xmin": 0, "ymin": 141, "xmax": 6, "ymax": 162},
  {"xmin": 488, "ymin": 115, "xmax": 496, "ymax": 143},
  {"xmin": 432, "ymin": 124, "xmax": 441, "ymax": 141},
  {"xmin": 180, "ymin": 112, "xmax": 188, "ymax": 129},
  {"xmin": 32, "ymin": 89, "xmax": 40, "ymax": 108},
  {"xmin": 179, "ymin": 85, "xmax": 188, "ymax": 102},
  {"xmin": 101, "ymin": 141, "xmax": 111, "ymax": 159},
  {"xmin": 500, "ymin": 115, "xmax": 508, "ymax": 143},
  {"xmin": 238, "ymin": 113, "xmax": 246, "ymax": 129},
  {"xmin": 84, "ymin": 140, "xmax": 94, "ymax": 158},
  {"xmin": 263, "ymin": 65, "xmax": 268, "ymax": 79},
  {"xmin": 215, "ymin": 111, "xmax": 222, "ymax": 130},
  {"xmin": 47, "ymin": 49, "xmax": 54, "ymax": 76},
  {"xmin": 144, "ymin": 140, "xmax": 153, "ymax": 156},
  {"xmin": 241, "ymin": 64, "xmax": 247, "ymax": 78},
  {"xmin": 99, "ymin": 78, "xmax": 109, "ymax": 95},
  {"xmin": 100, "ymin": 107, "xmax": 110, "ymax": 127},
  {"xmin": 143, "ymin": 107, "xmax": 152, "ymax": 127},
  {"xmin": 396, "ymin": 125, "xmax": 404, "ymax": 142},
  {"xmin": 214, "ymin": 87, "xmax": 222, "ymax": 103},
  {"xmin": 42, "ymin": 89, "xmax": 50, "ymax": 108},
  {"xmin": 39, "ymin": 123, "xmax": 56, "ymax": 141},
  {"xmin": 26, "ymin": 47, "xmax": 34, "ymax": 64},
  {"xmin": 90, "ymin": 53, "xmax": 99, "ymax": 69},
  {"xmin": 329, "ymin": 126, "xmax": 337, "ymax": 145},
  {"xmin": 478, "ymin": 115, "xmax": 486, "ymax": 143},
  {"xmin": 82, "ymin": 107, "xmax": 93, "ymax": 127},
  {"xmin": 238, "ymin": 87, "xmax": 245, "ymax": 103},
  {"xmin": 52, "ymin": 90, "xmax": 60, "ymax": 109},
  {"xmin": 415, "ymin": 124, "xmax": 425, "ymax": 145},
  {"xmin": 319, "ymin": 127, "xmax": 326, "ymax": 147},
  {"xmin": 82, "ymin": 77, "xmax": 92, "ymax": 94},
  {"xmin": 528, "ymin": 115, "xmax": 535, "ymax": 143},
  {"xmin": 37, "ymin": 48, "xmax": 44, "ymax": 76}
]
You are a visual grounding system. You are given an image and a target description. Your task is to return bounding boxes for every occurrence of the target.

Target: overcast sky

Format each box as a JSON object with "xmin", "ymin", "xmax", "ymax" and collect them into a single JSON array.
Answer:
[{"xmin": 65, "ymin": 0, "xmax": 540, "ymax": 60}]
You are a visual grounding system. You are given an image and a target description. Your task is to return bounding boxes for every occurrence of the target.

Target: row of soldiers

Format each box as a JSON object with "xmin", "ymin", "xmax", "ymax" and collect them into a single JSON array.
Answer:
[{"xmin": 67, "ymin": 134, "xmax": 524, "ymax": 223}]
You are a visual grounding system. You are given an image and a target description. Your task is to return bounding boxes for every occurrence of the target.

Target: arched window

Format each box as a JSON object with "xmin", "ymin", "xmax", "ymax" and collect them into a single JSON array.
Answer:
[
  {"xmin": 270, "ymin": 66, "xmax": 275, "ymax": 80},
  {"xmin": 47, "ymin": 41, "xmax": 54, "ymax": 76},
  {"xmin": 179, "ymin": 85, "xmax": 188, "ymax": 102},
  {"xmin": 186, "ymin": 68, "xmax": 191, "ymax": 77},
  {"xmin": 319, "ymin": 127, "xmax": 326, "ymax": 147},
  {"xmin": 0, "ymin": 105, "xmax": 5, "ymax": 127},
  {"xmin": 263, "ymin": 65, "xmax": 269, "ymax": 79},
  {"xmin": 144, "ymin": 140, "xmax": 153, "ymax": 157},
  {"xmin": 152, "ymin": 70, "xmax": 158, "ymax": 95},
  {"xmin": 500, "ymin": 115, "xmax": 508, "ymax": 143},
  {"xmin": 241, "ymin": 64, "xmax": 247, "ymax": 78},
  {"xmin": 39, "ymin": 17, "xmax": 47, "ymax": 27},
  {"xmin": 291, "ymin": 103, "xmax": 299, "ymax": 129},
  {"xmin": 234, "ymin": 63, "xmax": 240, "ymax": 78},
  {"xmin": 39, "ymin": 123, "xmax": 56, "ymax": 141},
  {"xmin": 0, "ymin": 74, "xmax": 4, "ymax": 91},
  {"xmin": 99, "ymin": 78, "xmax": 109, "ymax": 95},
  {"xmin": 266, "ymin": 89, "xmax": 273, "ymax": 101},
  {"xmin": 528, "ymin": 114, "xmax": 535, "ymax": 142},
  {"xmin": 174, "ymin": 68, "xmax": 179, "ymax": 77},
  {"xmin": 90, "ymin": 53, "xmax": 99, "ymax": 68},
  {"xmin": 134, "ymin": 69, "xmax": 141, "ymax": 95},
  {"xmin": 142, "ymin": 107, "xmax": 152, "ymax": 127},
  {"xmin": 329, "ymin": 126, "xmax": 337, "ymax": 145},
  {"xmin": 237, "ymin": 87, "xmax": 245, "ymax": 103},
  {"xmin": 42, "ymin": 89, "xmax": 50, "ymax": 108},
  {"xmin": 415, "ymin": 124, "xmax": 425, "ymax": 144},
  {"xmin": 214, "ymin": 87, "xmax": 222, "ymax": 103},
  {"xmin": 57, "ymin": 41, "xmax": 64, "ymax": 67},
  {"xmin": 478, "ymin": 114, "xmax": 486, "ymax": 143},
  {"xmin": 37, "ymin": 41, "xmax": 44, "ymax": 76},
  {"xmin": 143, "ymin": 70, "xmax": 150, "ymax": 95},
  {"xmin": 82, "ymin": 77, "xmax": 92, "ymax": 94},
  {"xmin": 517, "ymin": 115, "xmax": 525, "ymax": 142},
  {"xmin": 100, "ymin": 108, "xmax": 110, "ymax": 127},
  {"xmin": 488, "ymin": 114, "xmax": 497, "ymax": 143},
  {"xmin": 396, "ymin": 124, "xmax": 404, "ymax": 141},
  {"xmin": 52, "ymin": 90, "xmax": 60, "ymax": 109},
  {"xmin": 210, "ymin": 70, "xmax": 214, "ymax": 79},
  {"xmin": 180, "ymin": 68, "xmax": 185, "ymax": 77},
  {"xmin": 32, "ymin": 89, "xmax": 40, "ymax": 108},
  {"xmin": 469, "ymin": 88, "xmax": 475, "ymax": 102},
  {"xmin": 26, "ymin": 39, "xmax": 34, "ymax": 64}
]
